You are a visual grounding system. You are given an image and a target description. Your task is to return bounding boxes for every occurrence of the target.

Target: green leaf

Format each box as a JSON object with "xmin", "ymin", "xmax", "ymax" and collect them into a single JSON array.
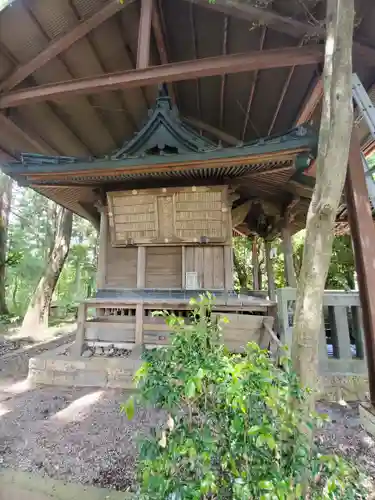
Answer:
[
  {"xmin": 265, "ymin": 435, "xmax": 276, "ymax": 450},
  {"xmin": 248, "ymin": 425, "xmax": 261, "ymax": 436},
  {"xmin": 122, "ymin": 396, "xmax": 135, "ymax": 420},
  {"xmin": 295, "ymin": 483, "xmax": 303, "ymax": 498},
  {"xmin": 185, "ymin": 380, "xmax": 196, "ymax": 398},
  {"xmin": 258, "ymin": 480, "xmax": 273, "ymax": 491}
]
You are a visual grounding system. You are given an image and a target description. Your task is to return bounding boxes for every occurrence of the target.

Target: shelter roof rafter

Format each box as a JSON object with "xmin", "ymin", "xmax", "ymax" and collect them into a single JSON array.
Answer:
[
  {"xmin": 187, "ymin": 0, "xmax": 375, "ymax": 63},
  {"xmin": 0, "ymin": 45, "xmax": 325, "ymax": 108},
  {"xmin": 0, "ymin": 0, "xmax": 131, "ymax": 93}
]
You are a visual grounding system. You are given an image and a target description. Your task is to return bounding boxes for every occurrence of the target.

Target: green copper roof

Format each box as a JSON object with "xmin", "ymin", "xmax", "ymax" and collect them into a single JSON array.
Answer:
[
  {"xmin": 112, "ymin": 91, "xmax": 217, "ymax": 157},
  {"xmin": 2, "ymin": 89, "xmax": 317, "ymax": 182}
]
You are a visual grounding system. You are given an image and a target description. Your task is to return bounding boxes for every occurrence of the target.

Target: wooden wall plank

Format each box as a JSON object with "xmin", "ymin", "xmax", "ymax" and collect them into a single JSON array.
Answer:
[
  {"xmin": 213, "ymin": 246, "xmax": 224, "ymax": 289},
  {"xmin": 146, "ymin": 246, "xmax": 182, "ymax": 287},
  {"xmin": 106, "ymin": 244, "xmax": 137, "ymax": 288},
  {"xmin": 203, "ymin": 247, "xmax": 214, "ymax": 288},
  {"xmin": 194, "ymin": 247, "xmax": 204, "ymax": 288}
]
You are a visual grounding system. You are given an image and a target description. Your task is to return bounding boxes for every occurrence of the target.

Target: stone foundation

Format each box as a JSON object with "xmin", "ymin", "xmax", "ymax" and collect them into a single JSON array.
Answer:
[
  {"xmin": 28, "ymin": 345, "xmax": 370, "ymax": 401},
  {"xmin": 359, "ymin": 403, "xmax": 375, "ymax": 437},
  {"xmin": 28, "ymin": 344, "xmax": 141, "ymax": 388},
  {"xmin": 318, "ymin": 374, "xmax": 369, "ymax": 402}
]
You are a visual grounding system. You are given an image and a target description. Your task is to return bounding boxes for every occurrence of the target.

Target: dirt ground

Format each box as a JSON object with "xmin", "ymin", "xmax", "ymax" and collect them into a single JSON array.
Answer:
[
  {"xmin": 0, "ymin": 383, "xmax": 162, "ymax": 491},
  {"xmin": 0, "ymin": 340, "xmax": 374, "ymax": 492}
]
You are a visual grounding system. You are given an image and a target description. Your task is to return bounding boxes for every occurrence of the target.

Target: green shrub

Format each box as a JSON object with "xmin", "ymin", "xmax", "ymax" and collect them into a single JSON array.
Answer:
[{"xmin": 123, "ymin": 294, "xmax": 369, "ymax": 499}]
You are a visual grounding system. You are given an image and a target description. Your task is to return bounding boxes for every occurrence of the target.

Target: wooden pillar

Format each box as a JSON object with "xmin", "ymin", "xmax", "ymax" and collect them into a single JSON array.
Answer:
[
  {"xmin": 224, "ymin": 245, "xmax": 233, "ymax": 290},
  {"xmin": 135, "ymin": 303, "xmax": 144, "ymax": 345},
  {"xmin": 281, "ymin": 226, "xmax": 297, "ymax": 287},
  {"xmin": 137, "ymin": 0, "xmax": 153, "ymax": 69},
  {"xmin": 72, "ymin": 302, "xmax": 86, "ymax": 357},
  {"xmin": 137, "ymin": 246, "xmax": 146, "ymax": 288},
  {"xmin": 252, "ymin": 237, "xmax": 259, "ymax": 290},
  {"xmin": 265, "ymin": 240, "xmax": 276, "ymax": 302},
  {"xmin": 345, "ymin": 129, "xmax": 375, "ymax": 405},
  {"xmin": 96, "ymin": 205, "xmax": 108, "ymax": 290},
  {"xmin": 181, "ymin": 246, "xmax": 186, "ymax": 288}
]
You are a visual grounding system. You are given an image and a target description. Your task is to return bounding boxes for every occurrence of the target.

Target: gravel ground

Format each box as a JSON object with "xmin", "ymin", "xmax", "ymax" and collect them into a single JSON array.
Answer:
[
  {"xmin": 0, "ymin": 337, "xmax": 30, "ymax": 357},
  {"xmin": 0, "ymin": 375, "xmax": 374, "ymax": 493},
  {"xmin": 0, "ymin": 383, "xmax": 163, "ymax": 491},
  {"xmin": 316, "ymin": 401, "xmax": 375, "ymax": 480}
]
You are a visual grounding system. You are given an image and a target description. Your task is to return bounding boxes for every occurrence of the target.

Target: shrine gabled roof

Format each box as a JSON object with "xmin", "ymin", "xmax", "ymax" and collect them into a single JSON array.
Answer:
[
  {"xmin": 112, "ymin": 88, "xmax": 217, "ymax": 157},
  {"xmin": 2, "ymin": 96, "xmax": 317, "ymax": 184}
]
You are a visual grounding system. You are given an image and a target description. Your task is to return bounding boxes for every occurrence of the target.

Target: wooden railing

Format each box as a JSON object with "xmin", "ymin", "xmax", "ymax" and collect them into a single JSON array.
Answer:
[
  {"xmin": 73, "ymin": 297, "xmax": 277, "ymax": 357},
  {"xmin": 276, "ymin": 288, "xmax": 367, "ymax": 375}
]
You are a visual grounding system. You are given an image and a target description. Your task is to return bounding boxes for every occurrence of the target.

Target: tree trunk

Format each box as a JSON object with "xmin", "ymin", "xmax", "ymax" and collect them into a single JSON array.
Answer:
[
  {"xmin": 291, "ymin": 0, "xmax": 354, "ymax": 405},
  {"xmin": 22, "ymin": 208, "xmax": 73, "ymax": 334},
  {"xmin": 0, "ymin": 175, "xmax": 12, "ymax": 315},
  {"xmin": 233, "ymin": 251, "xmax": 248, "ymax": 290}
]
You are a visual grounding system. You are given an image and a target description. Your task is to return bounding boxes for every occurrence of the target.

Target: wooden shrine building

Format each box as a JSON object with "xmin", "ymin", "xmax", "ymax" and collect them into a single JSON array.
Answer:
[
  {"xmin": 1, "ymin": 0, "xmax": 375, "ymax": 399},
  {"xmin": 2, "ymin": 90, "xmax": 317, "ymax": 351}
]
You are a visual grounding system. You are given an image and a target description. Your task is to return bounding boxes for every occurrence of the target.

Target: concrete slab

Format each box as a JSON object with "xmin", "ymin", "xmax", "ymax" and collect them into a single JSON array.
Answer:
[{"xmin": 0, "ymin": 470, "xmax": 131, "ymax": 500}]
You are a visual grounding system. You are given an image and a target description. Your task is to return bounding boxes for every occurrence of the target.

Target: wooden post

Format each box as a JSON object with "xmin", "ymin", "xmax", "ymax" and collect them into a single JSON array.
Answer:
[
  {"xmin": 281, "ymin": 226, "xmax": 297, "ymax": 287},
  {"xmin": 346, "ymin": 129, "xmax": 375, "ymax": 405},
  {"xmin": 252, "ymin": 237, "xmax": 259, "ymax": 290},
  {"xmin": 137, "ymin": 246, "xmax": 146, "ymax": 288},
  {"xmin": 72, "ymin": 302, "xmax": 86, "ymax": 357},
  {"xmin": 182, "ymin": 246, "xmax": 186, "ymax": 288},
  {"xmin": 137, "ymin": 0, "xmax": 153, "ymax": 69},
  {"xmin": 135, "ymin": 303, "xmax": 144, "ymax": 345},
  {"xmin": 96, "ymin": 204, "xmax": 108, "ymax": 290},
  {"xmin": 265, "ymin": 240, "xmax": 276, "ymax": 301},
  {"xmin": 224, "ymin": 246, "xmax": 233, "ymax": 290}
]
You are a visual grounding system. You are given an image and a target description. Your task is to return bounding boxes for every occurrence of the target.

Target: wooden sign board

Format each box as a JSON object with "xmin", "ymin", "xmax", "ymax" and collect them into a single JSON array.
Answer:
[{"xmin": 107, "ymin": 186, "xmax": 231, "ymax": 246}]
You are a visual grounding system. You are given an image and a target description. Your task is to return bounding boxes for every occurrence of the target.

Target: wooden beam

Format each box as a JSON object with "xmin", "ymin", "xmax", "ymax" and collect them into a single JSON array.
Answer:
[
  {"xmin": 295, "ymin": 76, "xmax": 323, "ymax": 126},
  {"xmin": 188, "ymin": 0, "xmax": 319, "ymax": 38},
  {"xmin": 0, "ymin": 0, "xmax": 131, "ymax": 93},
  {"xmin": 268, "ymin": 39, "xmax": 304, "ymax": 136},
  {"xmin": 187, "ymin": 0, "xmax": 375, "ymax": 63},
  {"xmin": 242, "ymin": 26, "xmax": 266, "ymax": 141},
  {"xmin": 151, "ymin": 1, "xmax": 175, "ymax": 101},
  {"xmin": 220, "ymin": 16, "xmax": 229, "ymax": 130},
  {"xmin": 137, "ymin": 0, "xmax": 153, "ymax": 69},
  {"xmin": 189, "ymin": 2, "xmax": 202, "ymax": 120},
  {"xmin": 346, "ymin": 129, "xmax": 375, "ymax": 405},
  {"xmin": 0, "ymin": 46, "xmax": 324, "ymax": 108},
  {"xmin": 183, "ymin": 116, "xmax": 239, "ymax": 145}
]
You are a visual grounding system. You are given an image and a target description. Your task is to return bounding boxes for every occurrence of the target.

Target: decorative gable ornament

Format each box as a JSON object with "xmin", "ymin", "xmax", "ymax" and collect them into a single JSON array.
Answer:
[{"xmin": 112, "ymin": 85, "xmax": 216, "ymax": 159}]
